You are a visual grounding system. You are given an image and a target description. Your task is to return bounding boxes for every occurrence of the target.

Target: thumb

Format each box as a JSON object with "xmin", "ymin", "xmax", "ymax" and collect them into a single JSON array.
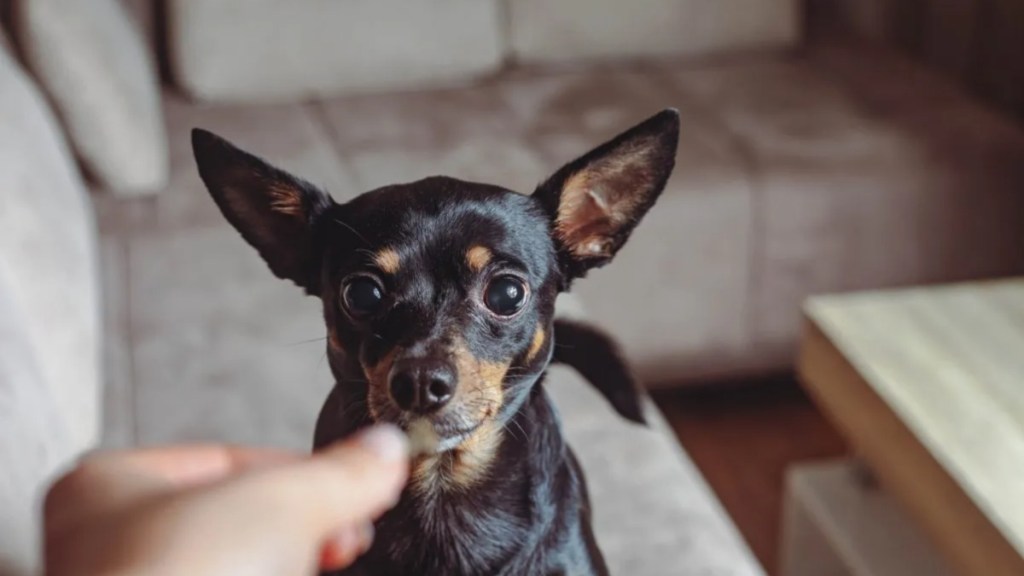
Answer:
[
  {"xmin": 115, "ymin": 427, "xmax": 410, "ymax": 576},
  {"xmin": 244, "ymin": 425, "xmax": 410, "ymax": 531},
  {"xmin": 307, "ymin": 424, "xmax": 411, "ymax": 526}
]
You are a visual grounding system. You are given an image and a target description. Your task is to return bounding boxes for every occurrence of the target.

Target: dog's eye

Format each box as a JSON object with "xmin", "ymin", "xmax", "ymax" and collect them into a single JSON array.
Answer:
[
  {"xmin": 484, "ymin": 276, "xmax": 528, "ymax": 316},
  {"xmin": 343, "ymin": 277, "xmax": 384, "ymax": 317}
]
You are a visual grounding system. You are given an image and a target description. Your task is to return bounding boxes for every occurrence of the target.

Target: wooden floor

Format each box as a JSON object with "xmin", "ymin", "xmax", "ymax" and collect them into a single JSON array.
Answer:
[{"xmin": 651, "ymin": 375, "xmax": 848, "ymax": 575}]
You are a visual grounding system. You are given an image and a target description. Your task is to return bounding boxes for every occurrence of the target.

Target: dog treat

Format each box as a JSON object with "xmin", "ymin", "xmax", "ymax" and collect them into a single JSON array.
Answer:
[{"xmin": 407, "ymin": 418, "xmax": 439, "ymax": 457}]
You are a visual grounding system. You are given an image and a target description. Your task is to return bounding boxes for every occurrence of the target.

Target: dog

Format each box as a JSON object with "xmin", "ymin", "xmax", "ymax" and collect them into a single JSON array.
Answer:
[{"xmin": 191, "ymin": 108, "xmax": 679, "ymax": 575}]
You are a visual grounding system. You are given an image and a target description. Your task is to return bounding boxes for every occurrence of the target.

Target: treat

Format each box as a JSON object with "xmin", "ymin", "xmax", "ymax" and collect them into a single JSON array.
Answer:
[{"xmin": 406, "ymin": 418, "xmax": 439, "ymax": 457}]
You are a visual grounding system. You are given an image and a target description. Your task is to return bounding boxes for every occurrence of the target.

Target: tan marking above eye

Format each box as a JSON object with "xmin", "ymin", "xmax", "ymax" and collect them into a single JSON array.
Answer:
[
  {"xmin": 465, "ymin": 245, "xmax": 492, "ymax": 272},
  {"xmin": 525, "ymin": 325, "xmax": 546, "ymax": 363},
  {"xmin": 373, "ymin": 248, "xmax": 400, "ymax": 275}
]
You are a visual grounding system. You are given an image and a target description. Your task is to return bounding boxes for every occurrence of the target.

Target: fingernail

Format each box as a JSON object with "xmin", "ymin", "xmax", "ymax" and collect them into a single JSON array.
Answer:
[
  {"xmin": 356, "ymin": 424, "xmax": 408, "ymax": 462},
  {"xmin": 321, "ymin": 526, "xmax": 360, "ymax": 570},
  {"xmin": 358, "ymin": 522, "xmax": 375, "ymax": 554}
]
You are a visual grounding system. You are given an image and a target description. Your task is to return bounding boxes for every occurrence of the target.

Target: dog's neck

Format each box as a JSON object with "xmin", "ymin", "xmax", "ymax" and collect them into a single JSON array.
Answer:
[{"xmin": 374, "ymin": 387, "xmax": 573, "ymax": 574}]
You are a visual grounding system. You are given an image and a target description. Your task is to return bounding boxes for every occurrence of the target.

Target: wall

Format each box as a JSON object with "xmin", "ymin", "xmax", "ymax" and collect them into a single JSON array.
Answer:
[{"xmin": 811, "ymin": 0, "xmax": 1024, "ymax": 121}]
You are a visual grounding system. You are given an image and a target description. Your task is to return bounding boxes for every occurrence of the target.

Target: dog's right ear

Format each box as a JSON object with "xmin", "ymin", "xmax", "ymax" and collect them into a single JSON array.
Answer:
[
  {"xmin": 191, "ymin": 128, "xmax": 332, "ymax": 294},
  {"xmin": 533, "ymin": 109, "xmax": 679, "ymax": 285}
]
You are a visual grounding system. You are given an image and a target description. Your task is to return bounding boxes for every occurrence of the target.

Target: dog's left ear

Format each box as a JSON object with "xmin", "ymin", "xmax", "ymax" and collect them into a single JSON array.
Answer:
[
  {"xmin": 533, "ymin": 109, "xmax": 679, "ymax": 283},
  {"xmin": 191, "ymin": 128, "xmax": 333, "ymax": 294}
]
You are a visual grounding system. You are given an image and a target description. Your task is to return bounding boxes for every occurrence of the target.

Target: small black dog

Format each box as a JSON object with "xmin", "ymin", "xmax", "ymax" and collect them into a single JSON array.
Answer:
[{"xmin": 191, "ymin": 108, "xmax": 679, "ymax": 575}]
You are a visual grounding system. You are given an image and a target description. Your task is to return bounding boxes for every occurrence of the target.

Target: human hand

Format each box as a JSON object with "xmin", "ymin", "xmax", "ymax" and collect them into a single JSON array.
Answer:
[{"xmin": 43, "ymin": 425, "xmax": 409, "ymax": 576}]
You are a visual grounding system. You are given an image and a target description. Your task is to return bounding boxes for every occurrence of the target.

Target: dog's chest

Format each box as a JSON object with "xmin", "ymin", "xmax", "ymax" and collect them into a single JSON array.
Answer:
[{"xmin": 380, "ymin": 487, "xmax": 532, "ymax": 573}]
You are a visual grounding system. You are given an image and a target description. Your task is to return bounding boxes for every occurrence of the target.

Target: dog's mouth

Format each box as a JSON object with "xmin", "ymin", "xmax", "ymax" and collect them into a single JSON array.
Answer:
[{"xmin": 400, "ymin": 417, "xmax": 484, "ymax": 454}]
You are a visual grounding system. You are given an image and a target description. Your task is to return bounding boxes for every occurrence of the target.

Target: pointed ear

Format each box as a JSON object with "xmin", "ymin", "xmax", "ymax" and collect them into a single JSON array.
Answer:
[
  {"xmin": 533, "ymin": 109, "xmax": 679, "ymax": 282},
  {"xmin": 191, "ymin": 128, "xmax": 333, "ymax": 294}
]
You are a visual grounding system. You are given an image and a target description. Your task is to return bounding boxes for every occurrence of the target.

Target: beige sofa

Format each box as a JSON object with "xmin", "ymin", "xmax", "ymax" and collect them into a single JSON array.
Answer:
[
  {"xmin": 0, "ymin": 64, "xmax": 766, "ymax": 576},
  {"xmin": 0, "ymin": 4, "xmax": 767, "ymax": 575},
  {"xmin": 0, "ymin": 40, "xmax": 102, "ymax": 575},
  {"xmin": 156, "ymin": 0, "xmax": 1024, "ymax": 385},
  {"xmin": 4, "ymin": 1, "xmax": 1024, "ymax": 574}
]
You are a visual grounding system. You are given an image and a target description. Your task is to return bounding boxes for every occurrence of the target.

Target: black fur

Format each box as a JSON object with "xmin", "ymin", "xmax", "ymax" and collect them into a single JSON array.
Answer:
[
  {"xmin": 191, "ymin": 109, "xmax": 679, "ymax": 576},
  {"xmin": 551, "ymin": 319, "xmax": 645, "ymax": 425}
]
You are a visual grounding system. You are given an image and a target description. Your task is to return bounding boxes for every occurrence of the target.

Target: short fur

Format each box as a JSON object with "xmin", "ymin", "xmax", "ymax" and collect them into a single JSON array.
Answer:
[{"xmin": 191, "ymin": 109, "xmax": 680, "ymax": 576}]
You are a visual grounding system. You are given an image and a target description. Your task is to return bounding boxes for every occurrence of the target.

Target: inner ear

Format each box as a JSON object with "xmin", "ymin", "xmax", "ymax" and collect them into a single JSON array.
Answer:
[
  {"xmin": 556, "ymin": 138, "xmax": 663, "ymax": 259},
  {"xmin": 191, "ymin": 128, "xmax": 333, "ymax": 294},
  {"xmin": 534, "ymin": 109, "xmax": 680, "ymax": 281}
]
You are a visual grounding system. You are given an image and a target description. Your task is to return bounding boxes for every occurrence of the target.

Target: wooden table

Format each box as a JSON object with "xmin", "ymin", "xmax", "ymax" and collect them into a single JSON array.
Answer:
[{"xmin": 798, "ymin": 278, "xmax": 1024, "ymax": 576}]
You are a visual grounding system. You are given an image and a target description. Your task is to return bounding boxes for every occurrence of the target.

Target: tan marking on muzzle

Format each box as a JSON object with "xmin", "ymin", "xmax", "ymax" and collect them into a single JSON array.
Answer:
[
  {"xmin": 412, "ymin": 421, "xmax": 503, "ymax": 493},
  {"xmin": 373, "ymin": 248, "xmax": 400, "ymax": 275},
  {"xmin": 410, "ymin": 339, "xmax": 509, "ymax": 491},
  {"xmin": 362, "ymin": 349, "xmax": 396, "ymax": 419},
  {"xmin": 449, "ymin": 420, "xmax": 502, "ymax": 488},
  {"xmin": 451, "ymin": 338, "xmax": 508, "ymax": 423},
  {"xmin": 525, "ymin": 325, "xmax": 546, "ymax": 363},
  {"xmin": 465, "ymin": 245, "xmax": 492, "ymax": 272}
]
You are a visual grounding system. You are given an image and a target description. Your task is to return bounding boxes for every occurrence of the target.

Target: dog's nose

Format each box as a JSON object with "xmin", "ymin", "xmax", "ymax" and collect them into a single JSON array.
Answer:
[{"xmin": 389, "ymin": 359, "xmax": 456, "ymax": 414}]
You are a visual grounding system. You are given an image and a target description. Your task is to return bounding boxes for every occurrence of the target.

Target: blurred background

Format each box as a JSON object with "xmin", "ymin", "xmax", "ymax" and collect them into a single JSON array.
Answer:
[{"xmin": 2, "ymin": 1, "xmax": 1023, "ymax": 575}]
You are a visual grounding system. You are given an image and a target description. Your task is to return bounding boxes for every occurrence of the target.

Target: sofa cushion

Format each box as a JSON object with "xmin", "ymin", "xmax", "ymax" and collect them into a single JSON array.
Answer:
[
  {"xmin": 14, "ymin": 0, "xmax": 168, "ymax": 194},
  {"xmin": 664, "ymin": 41, "xmax": 1024, "ymax": 362},
  {"xmin": 547, "ymin": 365, "xmax": 765, "ymax": 575},
  {"xmin": 508, "ymin": 0, "xmax": 800, "ymax": 64},
  {"xmin": 0, "ymin": 273, "xmax": 74, "ymax": 576},
  {"xmin": 167, "ymin": 0, "xmax": 504, "ymax": 102},
  {"xmin": 0, "ymin": 40, "xmax": 101, "ymax": 456}
]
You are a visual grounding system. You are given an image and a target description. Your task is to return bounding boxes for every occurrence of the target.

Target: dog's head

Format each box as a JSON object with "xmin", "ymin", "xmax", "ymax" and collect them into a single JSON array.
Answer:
[{"xmin": 192, "ymin": 110, "xmax": 678, "ymax": 458}]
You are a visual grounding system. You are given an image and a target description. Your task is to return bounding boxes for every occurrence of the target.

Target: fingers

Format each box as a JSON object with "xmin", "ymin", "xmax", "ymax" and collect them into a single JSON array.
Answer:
[
  {"xmin": 241, "ymin": 425, "xmax": 410, "ymax": 531},
  {"xmin": 83, "ymin": 445, "xmax": 300, "ymax": 486},
  {"xmin": 45, "ymin": 445, "xmax": 302, "ymax": 539},
  {"xmin": 43, "ymin": 427, "xmax": 411, "ymax": 576},
  {"xmin": 321, "ymin": 523, "xmax": 374, "ymax": 571},
  {"xmin": 160, "ymin": 426, "xmax": 408, "ymax": 573}
]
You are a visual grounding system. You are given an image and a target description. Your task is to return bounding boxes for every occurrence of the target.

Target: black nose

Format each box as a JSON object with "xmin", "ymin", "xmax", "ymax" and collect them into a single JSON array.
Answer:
[{"xmin": 389, "ymin": 358, "xmax": 456, "ymax": 414}]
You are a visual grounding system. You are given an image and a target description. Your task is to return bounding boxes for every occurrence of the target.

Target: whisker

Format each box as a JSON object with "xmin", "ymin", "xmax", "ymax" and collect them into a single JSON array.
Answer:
[
  {"xmin": 504, "ymin": 418, "xmax": 527, "ymax": 445},
  {"xmin": 332, "ymin": 218, "xmax": 372, "ymax": 246},
  {"xmin": 286, "ymin": 336, "xmax": 327, "ymax": 347},
  {"xmin": 337, "ymin": 399, "xmax": 369, "ymax": 422}
]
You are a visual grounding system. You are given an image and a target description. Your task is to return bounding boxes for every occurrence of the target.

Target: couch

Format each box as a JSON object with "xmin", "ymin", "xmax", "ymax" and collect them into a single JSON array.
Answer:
[
  {"xmin": 4, "ymin": 0, "xmax": 1024, "ymax": 574},
  {"xmin": 0, "ymin": 3, "xmax": 768, "ymax": 574},
  {"xmin": 157, "ymin": 0, "xmax": 1024, "ymax": 386},
  {"xmin": 0, "ymin": 35, "xmax": 102, "ymax": 575}
]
